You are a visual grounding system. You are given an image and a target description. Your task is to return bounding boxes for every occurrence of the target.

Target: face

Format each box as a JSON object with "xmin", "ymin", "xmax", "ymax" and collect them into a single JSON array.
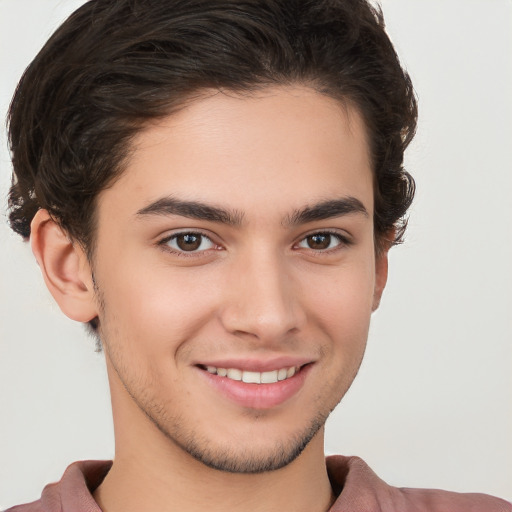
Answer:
[{"xmin": 89, "ymin": 86, "xmax": 386, "ymax": 473}]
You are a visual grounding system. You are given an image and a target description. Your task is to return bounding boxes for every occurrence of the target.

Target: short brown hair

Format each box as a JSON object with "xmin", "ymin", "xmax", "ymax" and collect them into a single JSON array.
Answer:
[{"xmin": 7, "ymin": 0, "xmax": 417, "ymax": 256}]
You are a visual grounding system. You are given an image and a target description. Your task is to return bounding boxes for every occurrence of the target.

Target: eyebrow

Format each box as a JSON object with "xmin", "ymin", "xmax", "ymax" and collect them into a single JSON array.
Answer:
[
  {"xmin": 136, "ymin": 196, "xmax": 244, "ymax": 226},
  {"xmin": 136, "ymin": 195, "xmax": 368, "ymax": 227},
  {"xmin": 284, "ymin": 197, "xmax": 368, "ymax": 226}
]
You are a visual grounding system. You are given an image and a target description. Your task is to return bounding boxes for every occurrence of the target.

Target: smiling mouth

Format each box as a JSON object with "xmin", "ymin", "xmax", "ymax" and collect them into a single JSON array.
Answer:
[{"xmin": 198, "ymin": 365, "xmax": 302, "ymax": 384}]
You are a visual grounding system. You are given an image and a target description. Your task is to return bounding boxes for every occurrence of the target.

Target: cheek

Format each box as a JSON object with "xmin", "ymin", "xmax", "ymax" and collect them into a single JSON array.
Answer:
[
  {"xmin": 98, "ymin": 262, "xmax": 222, "ymax": 357},
  {"xmin": 302, "ymin": 261, "xmax": 376, "ymax": 350}
]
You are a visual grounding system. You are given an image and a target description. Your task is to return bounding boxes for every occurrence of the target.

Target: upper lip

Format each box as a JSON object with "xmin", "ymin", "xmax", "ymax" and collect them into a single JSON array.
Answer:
[{"xmin": 195, "ymin": 356, "xmax": 314, "ymax": 372}]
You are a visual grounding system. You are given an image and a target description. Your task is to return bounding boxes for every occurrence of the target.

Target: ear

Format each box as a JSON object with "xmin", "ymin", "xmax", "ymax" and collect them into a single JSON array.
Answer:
[
  {"xmin": 372, "ymin": 236, "xmax": 392, "ymax": 312},
  {"xmin": 30, "ymin": 209, "xmax": 98, "ymax": 322}
]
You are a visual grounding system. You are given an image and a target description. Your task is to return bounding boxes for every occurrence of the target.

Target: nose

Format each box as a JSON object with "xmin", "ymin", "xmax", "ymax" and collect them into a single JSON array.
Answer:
[{"xmin": 219, "ymin": 249, "xmax": 305, "ymax": 343}]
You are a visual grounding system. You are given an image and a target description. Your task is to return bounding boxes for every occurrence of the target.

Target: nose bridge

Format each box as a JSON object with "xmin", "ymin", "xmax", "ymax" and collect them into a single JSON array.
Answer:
[{"xmin": 220, "ymin": 245, "xmax": 303, "ymax": 340}]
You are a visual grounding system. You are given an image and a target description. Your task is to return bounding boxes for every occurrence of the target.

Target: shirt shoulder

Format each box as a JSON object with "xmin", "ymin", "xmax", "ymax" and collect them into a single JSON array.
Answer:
[
  {"xmin": 327, "ymin": 455, "xmax": 512, "ymax": 512},
  {"xmin": 3, "ymin": 461, "xmax": 112, "ymax": 512},
  {"xmin": 399, "ymin": 486, "xmax": 512, "ymax": 512},
  {"xmin": 4, "ymin": 502, "xmax": 46, "ymax": 512}
]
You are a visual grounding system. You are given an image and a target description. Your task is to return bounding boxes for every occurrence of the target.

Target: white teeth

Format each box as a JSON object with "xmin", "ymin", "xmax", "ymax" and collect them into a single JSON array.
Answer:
[
  {"xmin": 242, "ymin": 371, "xmax": 261, "ymax": 384},
  {"xmin": 261, "ymin": 370, "xmax": 278, "ymax": 384},
  {"xmin": 287, "ymin": 366, "xmax": 296, "ymax": 378},
  {"xmin": 205, "ymin": 365, "xmax": 300, "ymax": 384},
  {"xmin": 277, "ymin": 368, "xmax": 288, "ymax": 381},
  {"xmin": 226, "ymin": 368, "xmax": 242, "ymax": 381}
]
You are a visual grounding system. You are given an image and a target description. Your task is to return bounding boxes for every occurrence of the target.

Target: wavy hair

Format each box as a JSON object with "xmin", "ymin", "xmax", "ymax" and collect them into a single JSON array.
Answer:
[{"xmin": 7, "ymin": 0, "xmax": 417, "ymax": 256}]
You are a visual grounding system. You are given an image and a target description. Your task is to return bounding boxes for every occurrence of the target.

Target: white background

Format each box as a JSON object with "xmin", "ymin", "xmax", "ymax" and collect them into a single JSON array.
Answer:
[{"xmin": 1, "ymin": 0, "xmax": 511, "ymax": 508}]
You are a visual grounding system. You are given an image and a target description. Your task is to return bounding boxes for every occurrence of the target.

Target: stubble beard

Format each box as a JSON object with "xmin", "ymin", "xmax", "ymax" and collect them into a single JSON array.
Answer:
[
  {"xmin": 106, "ymin": 342, "xmax": 337, "ymax": 474},
  {"xmin": 104, "ymin": 336, "xmax": 342, "ymax": 474},
  {"xmin": 154, "ymin": 405, "xmax": 333, "ymax": 474},
  {"xmin": 95, "ymin": 283, "xmax": 362, "ymax": 475}
]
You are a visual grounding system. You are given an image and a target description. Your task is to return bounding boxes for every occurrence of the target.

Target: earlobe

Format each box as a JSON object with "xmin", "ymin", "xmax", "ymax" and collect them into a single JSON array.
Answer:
[{"xmin": 30, "ymin": 209, "xmax": 98, "ymax": 322}]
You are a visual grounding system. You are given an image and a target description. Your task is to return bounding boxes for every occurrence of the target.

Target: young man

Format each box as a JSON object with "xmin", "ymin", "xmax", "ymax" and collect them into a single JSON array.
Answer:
[{"xmin": 3, "ymin": 1, "xmax": 511, "ymax": 511}]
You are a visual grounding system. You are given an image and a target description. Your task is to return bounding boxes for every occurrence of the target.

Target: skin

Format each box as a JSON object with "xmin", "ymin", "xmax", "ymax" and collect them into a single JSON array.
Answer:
[{"xmin": 31, "ymin": 86, "xmax": 389, "ymax": 512}]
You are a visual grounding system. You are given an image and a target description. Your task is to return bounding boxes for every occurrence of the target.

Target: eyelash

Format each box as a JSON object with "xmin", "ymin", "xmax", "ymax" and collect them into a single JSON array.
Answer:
[
  {"xmin": 158, "ymin": 231, "xmax": 219, "ymax": 258},
  {"xmin": 295, "ymin": 230, "xmax": 352, "ymax": 253},
  {"xmin": 158, "ymin": 229, "xmax": 352, "ymax": 257}
]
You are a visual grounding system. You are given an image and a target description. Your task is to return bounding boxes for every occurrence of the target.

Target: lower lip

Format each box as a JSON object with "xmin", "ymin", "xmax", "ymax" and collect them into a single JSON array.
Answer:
[{"xmin": 198, "ymin": 365, "xmax": 312, "ymax": 410}]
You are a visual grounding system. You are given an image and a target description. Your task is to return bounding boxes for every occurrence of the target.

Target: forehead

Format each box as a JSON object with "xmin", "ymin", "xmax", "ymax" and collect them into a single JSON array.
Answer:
[{"xmin": 98, "ymin": 86, "xmax": 373, "ymax": 221}]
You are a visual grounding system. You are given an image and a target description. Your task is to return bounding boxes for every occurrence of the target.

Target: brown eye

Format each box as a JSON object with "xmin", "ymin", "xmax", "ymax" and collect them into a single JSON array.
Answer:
[
  {"xmin": 297, "ymin": 232, "xmax": 344, "ymax": 251},
  {"xmin": 306, "ymin": 234, "xmax": 331, "ymax": 250},
  {"xmin": 165, "ymin": 232, "xmax": 215, "ymax": 253},
  {"xmin": 176, "ymin": 233, "xmax": 201, "ymax": 251}
]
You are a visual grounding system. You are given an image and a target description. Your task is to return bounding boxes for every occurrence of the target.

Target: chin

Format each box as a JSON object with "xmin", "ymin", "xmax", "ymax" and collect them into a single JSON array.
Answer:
[
  {"xmin": 171, "ymin": 417, "xmax": 327, "ymax": 474},
  {"xmin": 144, "ymin": 400, "xmax": 332, "ymax": 474}
]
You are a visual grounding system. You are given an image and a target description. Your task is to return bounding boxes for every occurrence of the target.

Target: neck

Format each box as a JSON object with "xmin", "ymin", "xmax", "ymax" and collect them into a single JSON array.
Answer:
[
  {"xmin": 94, "ymin": 365, "xmax": 335, "ymax": 512},
  {"xmin": 94, "ymin": 431, "xmax": 334, "ymax": 512}
]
